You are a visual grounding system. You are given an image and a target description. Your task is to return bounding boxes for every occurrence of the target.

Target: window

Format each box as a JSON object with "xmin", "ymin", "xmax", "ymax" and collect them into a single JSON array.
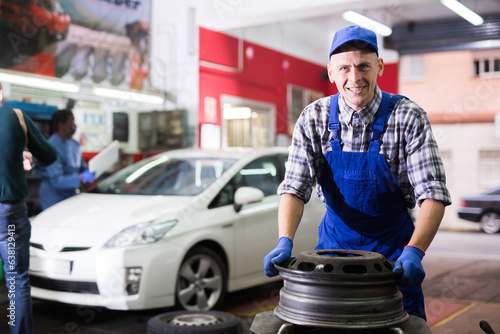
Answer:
[
  {"xmin": 400, "ymin": 54, "xmax": 425, "ymax": 82},
  {"xmin": 91, "ymin": 156, "xmax": 235, "ymax": 196},
  {"xmin": 473, "ymin": 54, "xmax": 500, "ymax": 78},
  {"xmin": 209, "ymin": 154, "xmax": 287, "ymax": 209},
  {"xmin": 288, "ymin": 86, "xmax": 323, "ymax": 136},
  {"xmin": 478, "ymin": 150, "xmax": 500, "ymax": 187},
  {"xmin": 221, "ymin": 96, "xmax": 275, "ymax": 149}
]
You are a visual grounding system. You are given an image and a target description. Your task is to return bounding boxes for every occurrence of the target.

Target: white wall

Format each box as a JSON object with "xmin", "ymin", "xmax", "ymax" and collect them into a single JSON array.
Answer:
[
  {"xmin": 433, "ymin": 122, "xmax": 500, "ymax": 231},
  {"xmin": 150, "ymin": 0, "xmax": 200, "ymax": 147}
]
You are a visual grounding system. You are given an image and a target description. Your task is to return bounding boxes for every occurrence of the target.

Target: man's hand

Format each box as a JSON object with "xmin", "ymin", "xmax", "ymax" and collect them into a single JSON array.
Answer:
[
  {"xmin": 23, "ymin": 151, "xmax": 33, "ymax": 171},
  {"xmin": 263, "ymin": 237, "xmax": 293, "ymax": 277},
  {"xmin": 393, "ymin": 245, "xmax": 425, "ymax": 287}
]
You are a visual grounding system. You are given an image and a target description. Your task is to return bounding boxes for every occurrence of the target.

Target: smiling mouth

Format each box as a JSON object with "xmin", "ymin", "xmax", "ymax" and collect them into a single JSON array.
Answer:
[{"xmin": 347, "ymin": 87, "xmax": 364, "ymax": 95}]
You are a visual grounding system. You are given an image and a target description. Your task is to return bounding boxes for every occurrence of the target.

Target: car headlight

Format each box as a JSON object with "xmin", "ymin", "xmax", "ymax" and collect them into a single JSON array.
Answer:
[{"xmin": 103, "ymin": 220, "xmax": 178, "ymax": 248}]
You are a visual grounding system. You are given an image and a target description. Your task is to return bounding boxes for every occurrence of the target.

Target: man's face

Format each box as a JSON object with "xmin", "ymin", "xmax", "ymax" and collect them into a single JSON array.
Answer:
[
  {"xmin": 327, "ymin": 49, "xmax": 384, "ymax": 111},
  {"xmin": 61, "ymin": 114, "xmax": 77, "ymax": 138}
]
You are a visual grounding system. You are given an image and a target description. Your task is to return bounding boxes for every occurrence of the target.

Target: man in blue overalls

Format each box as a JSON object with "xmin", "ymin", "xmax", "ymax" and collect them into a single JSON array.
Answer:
[{"xmin": 264, "ymin": 25, "xmax": 451, "ymax": 326}]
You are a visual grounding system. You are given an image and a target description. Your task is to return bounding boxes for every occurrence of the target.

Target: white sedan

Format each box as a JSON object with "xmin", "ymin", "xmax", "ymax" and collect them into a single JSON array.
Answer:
[{"xmin": 29, "ymin": 147, "xmax": 325, "ymax": 311}]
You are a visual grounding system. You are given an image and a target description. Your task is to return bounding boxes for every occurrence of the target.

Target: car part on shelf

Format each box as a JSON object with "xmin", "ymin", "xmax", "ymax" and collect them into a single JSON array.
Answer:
[{"xmin": 274, "ymin": 249, "xmax": 408, "ymax": 329}]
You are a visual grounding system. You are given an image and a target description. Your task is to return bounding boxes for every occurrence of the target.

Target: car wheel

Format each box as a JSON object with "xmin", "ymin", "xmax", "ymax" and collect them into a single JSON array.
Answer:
[
  {"xmin": 480, "ymin": 212, "xmax": 500, "ymax": 234},
  {"xmin": 55, "ymin": 43, "xmax": 78, "ymax": 77},
  {"xmin": 111, "ymin": 51, "xmax": 129, "ymax": 86},
  {"xmin": 147, "ymin": 310, "xmax": 242, "ymax": 334},
  {"xmin": 36, "ymin": 27, "xmax": 48, "ymax": 52},
  {"xmin": 61, "ymin": 26, "xmax": 69, "ymax": 40},
  {"xmin": 176, "ymin": 247, "xmax": 226, "ymax": 311}
]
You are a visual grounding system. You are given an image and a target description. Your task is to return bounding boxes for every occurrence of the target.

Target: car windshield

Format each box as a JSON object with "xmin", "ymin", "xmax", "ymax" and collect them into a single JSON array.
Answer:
[{"xmin": 90, "ymin": 156, "xmax": 236, "ymax": 196}]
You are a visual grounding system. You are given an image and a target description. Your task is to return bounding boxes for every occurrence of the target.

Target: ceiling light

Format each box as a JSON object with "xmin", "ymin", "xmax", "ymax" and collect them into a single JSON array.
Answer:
[
  {"xmin": 0, "ymin": 69, "xmax": 80, "ymax": 93},
  {"xmin": 92, "ymin": 86, "xmax": 165, "ymax": 104},
  {"xmin": 441, "ymin": 0, "xmax": 484, "ymax": 25},
  {"xmin": 342, "ymin": 10, "xmax": 392, "ymax": 37},
  {"xmin": 223, "ymin": 107, "xmax": 252, "ymax": 120}
]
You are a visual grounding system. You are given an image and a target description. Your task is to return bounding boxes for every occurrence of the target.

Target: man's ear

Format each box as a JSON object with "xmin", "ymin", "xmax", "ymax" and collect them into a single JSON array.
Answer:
[
  {"xmin": 327, "ymin": 62, "xmax": 335, "ymax": 83},
  {"xmin": 377, "ymin": 57, "xmax": 384, "ymax": 77}
]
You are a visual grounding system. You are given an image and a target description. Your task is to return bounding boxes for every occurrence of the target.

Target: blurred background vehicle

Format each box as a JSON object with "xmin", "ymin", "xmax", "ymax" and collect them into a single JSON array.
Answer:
[
  {"xmin": 0, "ymin": 0, "xmax": 71, "ymax": 53},
  {"xmin": 28, "ymin": 147, "xmax": 324, "ymax": 311},
  {"xmin": 457, "ymin": 185, "xmax": 500, "ymax": 234}
]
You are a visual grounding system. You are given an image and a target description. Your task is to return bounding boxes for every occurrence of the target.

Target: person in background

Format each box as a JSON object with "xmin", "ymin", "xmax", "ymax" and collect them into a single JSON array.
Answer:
[
  {"xmin": 0, "ymin": 81, "xmax": 57, "ymax": 333},
  {"xmin": 39, "ymin": 109, "xmax": 95, "ymax": 210},
  {"xmin": 263, "ymin": 26, "xmax": 451, "ymax": 331}
]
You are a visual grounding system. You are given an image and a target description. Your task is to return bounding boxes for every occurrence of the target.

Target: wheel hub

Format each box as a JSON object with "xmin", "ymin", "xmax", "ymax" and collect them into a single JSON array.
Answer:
[
  {"xmin": 274, "ymin": 249, "xmax": 408, "ymax": 329},
  {"xmin": 170, "ymin": 313, "xmax": 221, "ymax": 326}
]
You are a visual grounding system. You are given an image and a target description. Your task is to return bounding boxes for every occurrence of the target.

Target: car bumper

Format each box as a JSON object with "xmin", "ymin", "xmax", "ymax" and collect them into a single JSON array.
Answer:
[
  {"xmin": 29, "ymin": 241, "xmax": 184, "ymax": 310},
  {"xmin": 457, "ymin": 208, "xmax": 482, "ymax": 222}
]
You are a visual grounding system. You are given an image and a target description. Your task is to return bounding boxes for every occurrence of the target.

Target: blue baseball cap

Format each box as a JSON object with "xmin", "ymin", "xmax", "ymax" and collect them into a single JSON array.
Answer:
[{"xmin": 329, "ymin": 25, "xmax": 378, "ymax": 58}]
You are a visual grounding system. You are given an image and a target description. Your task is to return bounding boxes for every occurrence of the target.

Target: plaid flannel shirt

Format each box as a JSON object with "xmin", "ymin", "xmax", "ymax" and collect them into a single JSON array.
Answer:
[{"xmin": 278, "ymin": 86, "xmax": 452, "ymax": 208}]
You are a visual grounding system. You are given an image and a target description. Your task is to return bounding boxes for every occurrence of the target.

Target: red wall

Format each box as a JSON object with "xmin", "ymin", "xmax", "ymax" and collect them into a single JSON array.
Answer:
[{"xmin": 198, "ymin": 27, "xmax": 398, "ymax": 144}]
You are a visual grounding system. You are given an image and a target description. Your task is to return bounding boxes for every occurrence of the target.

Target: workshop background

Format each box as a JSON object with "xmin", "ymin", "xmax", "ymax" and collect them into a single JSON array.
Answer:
[{"xmin": 1, "ymin": 0, "xmax": 500, "ymax": 238}]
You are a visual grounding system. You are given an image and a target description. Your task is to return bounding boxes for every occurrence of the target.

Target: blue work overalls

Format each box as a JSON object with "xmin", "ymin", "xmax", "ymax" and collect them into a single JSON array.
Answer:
[{"xmin": 317, "ymin": 92, "xmax": 426, "ymax": 320}]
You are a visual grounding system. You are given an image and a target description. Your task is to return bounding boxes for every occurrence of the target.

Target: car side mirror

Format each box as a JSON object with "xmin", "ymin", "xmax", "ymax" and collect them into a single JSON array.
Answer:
[{"xmin": 233, "ymin": 187, "xmax": 265, "ymax": 212}]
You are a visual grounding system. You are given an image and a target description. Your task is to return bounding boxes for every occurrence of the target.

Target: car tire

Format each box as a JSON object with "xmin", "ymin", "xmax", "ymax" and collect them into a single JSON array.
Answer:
[
  {"xmin": 55, "ymin": 43, "xmax": 78, "ymax": 77},
  {"xmin": 91, "ymin": 48, "xmax": 110, "ymax": 83},
  {"xmin": 36, "ymin": 27, "xmax": 48, "ymax": 52},
  {"xmin": 480, "ymin": 212, "xmax": 500, "ymax": 234},
  {"xmin": 111, "ymin": 51, "xmax": 129, "ymax": 86},
  {"xmin": 61, "ymin": 26, "xmax": 69, "ymax": 40},
  {"xmin": 176, "ymin": 247, "xmax": 226, "ymax": 311},
  {"xmin": 71, "ymin": 46, "xmax": 95, "ymax": 81},
  {"xmin": 147, "ymin": 310, "xmax": 242, "ymax": 334}
]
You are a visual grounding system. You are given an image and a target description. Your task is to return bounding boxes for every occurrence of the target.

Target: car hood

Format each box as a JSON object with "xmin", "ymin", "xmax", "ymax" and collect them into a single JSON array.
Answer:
[{"xmin": 30, "ymin": 193, "xmax": 192, "ymax": 250}]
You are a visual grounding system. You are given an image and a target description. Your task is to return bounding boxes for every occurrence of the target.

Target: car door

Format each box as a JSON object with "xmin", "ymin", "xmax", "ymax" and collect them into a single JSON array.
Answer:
[
  {"xmin": 274, "ymin": 153, "xmax": 322, "ymax": 256},
  {"xmin": 213, "ymin": 155, "xmax": 282, "ymax": 283},
  {"xmin": 207, "ymin": 152, "xmax": 322, "ymax": 286}
]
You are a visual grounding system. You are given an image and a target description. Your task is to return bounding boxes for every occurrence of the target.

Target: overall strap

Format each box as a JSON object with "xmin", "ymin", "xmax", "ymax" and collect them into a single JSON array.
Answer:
[
  {"xmin": 13, "ymin": 108, "xmax": 28, "ymax": 147},
  {"xmin": 328, "ymin": 94, "xmax": 341, "ymax": 151},
  {"xmin": 368, "ymin": 92, "xmax": 404, "ymax": 153}
]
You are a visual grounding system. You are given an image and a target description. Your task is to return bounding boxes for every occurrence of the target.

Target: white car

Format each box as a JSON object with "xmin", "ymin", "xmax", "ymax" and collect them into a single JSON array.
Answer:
[{"xmin": 29, "ymin": 147, "xmax": 325, "ymax": 311}]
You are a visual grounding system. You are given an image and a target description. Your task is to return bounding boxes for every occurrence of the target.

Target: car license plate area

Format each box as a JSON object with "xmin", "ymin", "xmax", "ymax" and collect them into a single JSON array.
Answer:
[{"xmin": 30, "ymin": 257, "xmax": 72, "ymax": 275}]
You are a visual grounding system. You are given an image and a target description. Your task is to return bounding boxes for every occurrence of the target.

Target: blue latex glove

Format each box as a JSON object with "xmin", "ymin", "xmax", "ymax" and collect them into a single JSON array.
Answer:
[
  {"xmin": 393, "ymin": 245, "xmax": 425, "ymax": 287},
  {"xmin": 263, "ymin": 237, "xmax": 293, "ymax": 277},
  {"xmin": 80, "ymin": 170, "xmax": 96, "ymax": 183}
]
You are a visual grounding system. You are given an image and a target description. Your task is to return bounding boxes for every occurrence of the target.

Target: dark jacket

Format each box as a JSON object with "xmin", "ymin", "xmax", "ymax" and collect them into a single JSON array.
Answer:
[{"xmin": 0, "ymin": 106, "xmax": 57, "ymax": 201}]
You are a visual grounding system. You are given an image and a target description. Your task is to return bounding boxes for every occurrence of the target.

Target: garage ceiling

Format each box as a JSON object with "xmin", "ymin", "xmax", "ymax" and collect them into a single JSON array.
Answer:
[
  {"xmin": 200, "ymin": 0, "xmax": 500, "ymax": 31},
  {"xmin": 197, "ymin": 0, "xmax": 500, "ymax": 60}
]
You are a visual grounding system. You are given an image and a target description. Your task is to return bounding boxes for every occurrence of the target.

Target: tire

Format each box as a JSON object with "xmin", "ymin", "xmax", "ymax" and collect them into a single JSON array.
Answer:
[
  {"xmin": 91, "ymin": 48, "xmax": 110, "ymax": 83},
  {"xmin": 61, "ymin": 26, "xmax": 69, "ymax": 40},
  {"xmin": 71, "ymin": 46, "xmax": 94, "ymax": 80},
  {"xmin": 55, "ymin": 43, "xmax": 78, "ymax": 77},
  {"xmin": 147, "ymin": 310, "xmax": 242, "ymax": 334},
  {"xmin": 111, "ymin": 51, "xmax": 129, "ymax": 86},
  {"xmin": 36, "ymin": 27, "xmax": 48, "ymax": 52},
  {"xmin": 176, "ymin": 247, "xmax": 226, "ymax": 311},
  {"xmin": 480, "ymin": 212, "xmax": 500, "ymax": 234}
]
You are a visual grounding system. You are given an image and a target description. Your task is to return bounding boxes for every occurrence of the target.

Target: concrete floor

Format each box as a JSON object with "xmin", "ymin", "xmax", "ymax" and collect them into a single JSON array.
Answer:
[{"xmin": 0, "ymin": 230, "xmax": 499, "ymax": 333}]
